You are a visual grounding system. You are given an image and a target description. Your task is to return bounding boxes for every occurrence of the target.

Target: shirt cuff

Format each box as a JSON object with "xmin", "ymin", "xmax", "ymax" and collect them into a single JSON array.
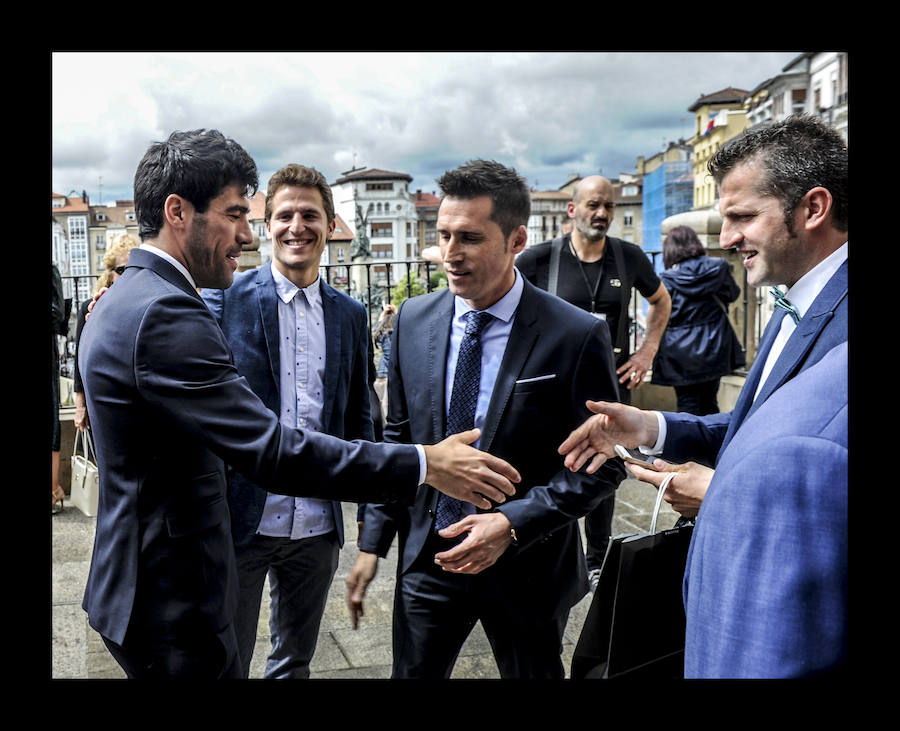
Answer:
[
  {"xmin": 415, "ymin": 444, "xmax": 427, "ymax": 485},
  {"xmin": 639, "ymin": 411, "xmax": 667, "ymax": 455}
]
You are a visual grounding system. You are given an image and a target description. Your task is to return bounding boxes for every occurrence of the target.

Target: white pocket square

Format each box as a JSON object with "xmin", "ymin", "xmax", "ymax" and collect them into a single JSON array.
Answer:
[{"xmin": 515, "ymin": 374, "xmax": 557, "ymax": 384}]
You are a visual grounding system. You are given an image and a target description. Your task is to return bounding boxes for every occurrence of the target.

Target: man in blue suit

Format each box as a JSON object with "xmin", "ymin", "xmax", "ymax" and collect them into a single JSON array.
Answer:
[
  {"xmin": 681, "ymin": 341, "xmax": 847, "ymax": 677},
  {"xmin": 558, "ymin": 115, "xmax": 847, "ymax": 676},
  {"xmin": 201, "ymin": 164, "xmax": 372, "ymax": 678},
  {"xmin": 78, "ymin": 130, "xmax": 519, "ymax": 678},
  {"xmin": 345, "ymin": 160, "xmax": 625, "ymax": 678}
]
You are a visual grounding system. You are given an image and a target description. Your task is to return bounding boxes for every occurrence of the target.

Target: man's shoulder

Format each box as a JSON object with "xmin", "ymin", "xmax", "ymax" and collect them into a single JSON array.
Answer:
[
  {"xmin": 322, "ymin": 279, "xmax": 366, "ymax": 316},
  {"xmin": 516, "ymin": 239, "xmax": 555, "ymax": 263}
]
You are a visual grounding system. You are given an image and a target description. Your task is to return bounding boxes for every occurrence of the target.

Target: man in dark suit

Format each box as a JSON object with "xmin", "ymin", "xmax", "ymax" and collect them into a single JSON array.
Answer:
[
  {"xmin": 345, "ymin": 159, "xmax": 625, "ymax": 678},
  {"xmin": 78, "ymin": 130, "xmax": 519, "ymax": 678},
  {"xmin": 201, "ymin": 164, "xmax": 373, "ymax": 678}
]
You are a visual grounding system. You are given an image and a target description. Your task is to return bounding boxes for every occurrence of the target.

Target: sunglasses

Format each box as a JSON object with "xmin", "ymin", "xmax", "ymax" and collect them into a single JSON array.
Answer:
[{"xmin": 113, "ymin": 266, "xmax": 127, "ymax": 275}]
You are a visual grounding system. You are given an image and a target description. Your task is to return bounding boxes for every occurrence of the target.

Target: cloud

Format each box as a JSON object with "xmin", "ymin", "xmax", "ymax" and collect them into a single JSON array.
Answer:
[{"xmin": 52, "ymin": 51, "xmax": 802, "ymax": 203}]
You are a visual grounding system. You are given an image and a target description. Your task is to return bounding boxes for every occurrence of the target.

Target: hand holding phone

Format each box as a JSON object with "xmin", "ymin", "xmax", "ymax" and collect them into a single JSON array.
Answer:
[{"xmin": 614, "ymin": 444, "xmax": 658, "ymax": 470}]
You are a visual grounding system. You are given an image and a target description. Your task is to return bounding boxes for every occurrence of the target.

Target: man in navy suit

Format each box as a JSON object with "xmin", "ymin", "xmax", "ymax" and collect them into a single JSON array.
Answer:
[
  {"xmin": 558, "ymin": 115, "xmax": 847, "ymax": 676},
  {"xmin": 201, "ymin": 164, "xmax": 373, "ymax": 678},
  {"xmin": 345, "ymin": 160, "xmax": 625, "ymax": 678},
  {"xmin": 78, "ymin": 130, "xmax": 519, "ymax": 678}
]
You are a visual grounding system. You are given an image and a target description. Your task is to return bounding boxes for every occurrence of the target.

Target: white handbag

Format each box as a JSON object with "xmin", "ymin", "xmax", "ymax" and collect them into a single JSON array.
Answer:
[{"xmin": 70, "ymin": 428, "xmax": 99, "ymax": 517}]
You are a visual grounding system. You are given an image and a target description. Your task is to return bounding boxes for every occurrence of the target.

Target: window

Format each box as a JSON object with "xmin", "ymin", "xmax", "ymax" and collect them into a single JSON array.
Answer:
[
  {"xmin": 366, "ymin": 182, "xmax": 393, "ymax": 191},
  {"xmin": 623, "ymin": 210, "xmax": 634, "ymax": 227},
  {"xmin": 371, "ymin": 222, "xmax": 392, "ymax": 238},
  {"xmin": 95, "ymin": 233, "xmax": 106, "ymax": 249}
]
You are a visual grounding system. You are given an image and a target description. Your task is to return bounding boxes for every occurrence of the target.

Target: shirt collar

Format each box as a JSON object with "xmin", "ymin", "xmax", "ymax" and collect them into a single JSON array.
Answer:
[
  {"xmin": 453, "ymin": 267, "xmax": 524, "ymax": 324},
  {"xmin": 784, "ymin": 241, "xmax": 847, "ymax": 317},
  {"xmin": 139, "ymin": 243, "xmax": 197, "ymax": 289},
  {"xmin": 271, "ymin": 264, "xmax": 321, "ymax": 307}
]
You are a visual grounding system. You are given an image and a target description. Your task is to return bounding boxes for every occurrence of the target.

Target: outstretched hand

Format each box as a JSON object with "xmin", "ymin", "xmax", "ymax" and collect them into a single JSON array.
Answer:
[
  {"xmin": 558, "ymin": 400, "xmax": 659, "ymax": 473},
  {"xmin": 423, "ymin": 429, "xmax": 520, "ymax": 509}
]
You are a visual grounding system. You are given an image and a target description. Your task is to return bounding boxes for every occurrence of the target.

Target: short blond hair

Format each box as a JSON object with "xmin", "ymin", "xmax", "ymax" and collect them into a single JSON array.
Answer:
[{"xmin": 95, "ymin": 233, "xmax": 139, "ymax": 292}]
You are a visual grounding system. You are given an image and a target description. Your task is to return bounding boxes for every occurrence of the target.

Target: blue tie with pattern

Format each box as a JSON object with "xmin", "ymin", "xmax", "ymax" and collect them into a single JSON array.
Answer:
[
  {"xmin": 434, "ymin": 310, "xmax": 494, "ymax": 532},
  {"xmin": 770, "ymin": 286, "xmax": 801, "ymax": 324}
]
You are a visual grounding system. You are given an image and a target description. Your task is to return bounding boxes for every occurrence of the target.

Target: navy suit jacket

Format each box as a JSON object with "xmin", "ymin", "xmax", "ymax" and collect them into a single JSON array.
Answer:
[
  {"xmin": 360, "ymin": 278, "xmax": 626, "ymax": 623},
  {"xmin": 661, "ymin": 258, "xmax": 848, "ymax": 466},
  {"xmin": 78, "ymin": 249, "xmax": 420, "ymax": 647},
  {"xmin": 202, "ymin": 262, "xmax": 375, "ymax": 547},
  {"xmin": 683, "ymin": 341, "xmax": 847, "ymax": 677}
]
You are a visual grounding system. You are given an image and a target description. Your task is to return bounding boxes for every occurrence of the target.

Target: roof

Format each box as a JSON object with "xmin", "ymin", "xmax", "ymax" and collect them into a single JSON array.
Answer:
[
  {"xmin": 248, "ymin": 190, "xmax": 266, "ymax": 221},
  {"xmin": 330, "ymin": 213, "xmax": 354, "ymax": 242},
  {"xmin": 688, "ymin": 87, "xmax": 750, "ymax": 111},
  {"xmin": 414, "ymin": 190, "xmax": 441, "ymax": 207},
  {"xmin": 51, "ymin": 192, "xmax": 89, "ymax": 213},
  {"xmin": 333, "ymin": 167, "xmax": 413, "ymax": 185}
]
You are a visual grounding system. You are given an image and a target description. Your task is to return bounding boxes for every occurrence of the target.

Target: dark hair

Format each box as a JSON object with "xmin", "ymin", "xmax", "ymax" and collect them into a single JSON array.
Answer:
[
  {"xmin": 133, "ymin": 129, "xmax": 259, "ymax": 240},
  {"xmin": 436, "ymin": 159, "xmax": 531, "ymax": 239},
  {"xmin": 663, "ymin": 225, "xmax": 706, "ymax": 269},
  {"xmin": 265, "ymin": 164, "xmax": 335, "ymax": 223},
  {"xmin": 708, "ymin": 114, "xmax": 847, "ymax": 233}
]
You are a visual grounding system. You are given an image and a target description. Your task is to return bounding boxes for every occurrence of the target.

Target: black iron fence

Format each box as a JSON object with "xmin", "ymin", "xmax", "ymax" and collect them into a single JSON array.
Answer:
[{"xmin": 57, "ymin": 251, "xmax": 758, "ymax": 382}]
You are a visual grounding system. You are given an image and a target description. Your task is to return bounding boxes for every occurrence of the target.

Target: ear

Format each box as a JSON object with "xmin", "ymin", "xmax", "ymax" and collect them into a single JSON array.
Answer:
[
  {"xmin": 509, "ymin": 224, "xmax": 527, "ymax": 255},
  {"xmin": 567, "ymin": 200, "xmax": 576, "ymax": 218},
  {"xmin": 163, "ymin": 194, "xmax": 191, "ymax": 231},
  {"xmin": 326, "ymin": 218, "xmax": 337, "ymax": 240},
  {"xmin": 800, "ymin": 186, "xmax": 833, "ymax": 232}
]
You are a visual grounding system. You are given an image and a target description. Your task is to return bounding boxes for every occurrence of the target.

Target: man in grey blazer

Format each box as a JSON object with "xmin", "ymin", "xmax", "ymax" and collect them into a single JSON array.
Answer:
[
  {"xmin": 78, "ymin": 130, "xmax": 519, "ymax": 678},
  {"xmin": 201, "ymin": 164, "xmax": 375, "ymax": 678},
  {"xmin": 346, "ymin": 160, "xmax": 625, "ymax": 678}
]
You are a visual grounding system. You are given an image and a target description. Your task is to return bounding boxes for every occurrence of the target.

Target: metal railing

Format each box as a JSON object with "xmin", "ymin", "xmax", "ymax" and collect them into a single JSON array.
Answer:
[{"xmin": 58, "ymin": 252, "xmax": 762, "ymax": 381}]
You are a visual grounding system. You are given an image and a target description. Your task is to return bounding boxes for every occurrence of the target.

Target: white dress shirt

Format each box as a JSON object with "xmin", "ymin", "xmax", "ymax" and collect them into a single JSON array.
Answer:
[
  {"xmin": 646, "ymin": 242, "xmax": 848, "ymax": 454},
  {"xmin": 256, "ymin": 267, "xmax": 334, "ymax": 540}
]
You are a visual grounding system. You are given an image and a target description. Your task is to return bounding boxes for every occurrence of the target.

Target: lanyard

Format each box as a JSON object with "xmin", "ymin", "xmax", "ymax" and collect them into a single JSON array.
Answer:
[{"xmin": 569, "ymin": 238, "xmax": 605, "ymax": 314}]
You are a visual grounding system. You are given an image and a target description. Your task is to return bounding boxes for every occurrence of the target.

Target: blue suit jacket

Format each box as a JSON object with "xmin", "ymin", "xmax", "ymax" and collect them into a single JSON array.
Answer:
[
  {"xmin": 683, "ymin": 341, "xmax": 847, "ymax": 677},
  {"xmin": 78, "ymin": 249, "xmax": 420, "ymax": 648},
  {"xmin": 202, "ymin": 262, "xmax": 375, "ymax": 547},
  {"xmin": 661, "ymin": 258, "xmax": 848, "ymax": 466},
  {"xmin": 360, "ymin": 278, "xmax": 626, "ymax": 623}
]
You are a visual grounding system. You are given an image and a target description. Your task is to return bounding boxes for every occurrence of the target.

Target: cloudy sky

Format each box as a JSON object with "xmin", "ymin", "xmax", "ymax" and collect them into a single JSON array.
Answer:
[{"xmin": 52, "ymin": 51, "xmax": 801, "ymax": 205}]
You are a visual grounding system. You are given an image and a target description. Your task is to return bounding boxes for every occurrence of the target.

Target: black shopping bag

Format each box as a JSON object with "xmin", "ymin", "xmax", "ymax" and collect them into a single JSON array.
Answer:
[{"xmin": 571, "ymin": 473, "xmax": 694, "ymax": 679}]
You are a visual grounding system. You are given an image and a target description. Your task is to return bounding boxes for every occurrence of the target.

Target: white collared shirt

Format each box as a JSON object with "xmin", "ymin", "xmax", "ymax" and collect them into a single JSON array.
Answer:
[
  {"xmin": 139, "ymin": 243, "xmax": 197, "ymax": 289},
  {"xmin": 256, "ymin": 266, "xmax": 334, "ymax": 540},
  {"xmin": 647, "ymin": 242, "xmax": 848, "ymax": 454}
]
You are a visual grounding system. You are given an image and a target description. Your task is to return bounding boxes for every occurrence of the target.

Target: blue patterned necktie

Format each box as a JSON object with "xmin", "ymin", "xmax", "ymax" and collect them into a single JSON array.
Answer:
[
  {"xmin": 434, "ymin": 310, "xmax": 494, "ymax": 532},
  {"xmin": 770, "ymin": 287, "xmax": 801, "ymax": 325}
]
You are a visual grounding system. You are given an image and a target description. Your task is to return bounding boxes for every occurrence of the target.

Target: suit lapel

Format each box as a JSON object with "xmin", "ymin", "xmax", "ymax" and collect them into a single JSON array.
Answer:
[
  {"xmin": 320, "ymin": 281, "xmax": 341, "ymax": 431},
  {"xmin": 256, "ymin": 262, "xmax": 282, "ymax": 396},
  {"xmin": 479, "ymin": 283, "xmax": 538, "ymax": 453},
  {"xmin": 427, "ymin": 291, "xmax": 454, "ymax": 443},
  {"xmin": 721, "ymin": 259, "xmax": 848, "ymax": 454}
]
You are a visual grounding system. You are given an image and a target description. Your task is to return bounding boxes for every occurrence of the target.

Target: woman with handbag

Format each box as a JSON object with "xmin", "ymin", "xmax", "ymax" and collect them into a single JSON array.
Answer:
[
  {"xmin": 72, "ymin": 234, "xmax": 139, "ymax": 434},
  {"xmin": 651, "ymin": 226, "xmax": 745, "ymax": 416}
]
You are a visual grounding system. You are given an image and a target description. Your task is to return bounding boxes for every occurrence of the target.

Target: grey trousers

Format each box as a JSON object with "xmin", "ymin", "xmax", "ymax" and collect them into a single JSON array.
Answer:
[{"xmin": 234, "ymin": 531, "xmax": 339, "ymax": 678}]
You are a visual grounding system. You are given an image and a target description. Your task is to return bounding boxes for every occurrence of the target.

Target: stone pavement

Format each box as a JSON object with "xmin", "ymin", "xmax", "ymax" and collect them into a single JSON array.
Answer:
[{"xmin": 51, "ymin": 477, "xmax": 679, "ymax": 679}]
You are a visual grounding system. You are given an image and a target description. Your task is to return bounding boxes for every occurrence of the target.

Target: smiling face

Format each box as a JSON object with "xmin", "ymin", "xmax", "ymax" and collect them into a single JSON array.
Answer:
[
  {"xmin": 266, "ymin": 184, "xmax": 335, "ymax": 288},
  {"xmin": 718, "ymin": 160, "xmax": 810, "ymax": 289},
  {"xmin": 438, "ymin": 195, "xmax": 525, "ymax": 311},
  {"xmin": 183, "ymin": 183, "xmax": 252, "ymax": 289}
]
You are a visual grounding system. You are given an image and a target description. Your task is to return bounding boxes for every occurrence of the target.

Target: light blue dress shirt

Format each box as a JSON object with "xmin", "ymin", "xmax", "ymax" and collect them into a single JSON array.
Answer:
[
  {"xmin": 256, "ymin": 267, "xmax": 334, "ymax": 540},
  {"xmin": 443, "ymin": 269, "xmax": 523, "ymax": 515}
]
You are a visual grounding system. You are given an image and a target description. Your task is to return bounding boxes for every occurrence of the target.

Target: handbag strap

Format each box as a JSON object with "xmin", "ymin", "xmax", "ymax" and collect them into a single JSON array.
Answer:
[
  {"xmin": 649, "ymin": 472, "xmax": 678, "ymax": 535},
  {"xmin": 73, "ymin": 428, "xmax": 95, "ymax": 462}
]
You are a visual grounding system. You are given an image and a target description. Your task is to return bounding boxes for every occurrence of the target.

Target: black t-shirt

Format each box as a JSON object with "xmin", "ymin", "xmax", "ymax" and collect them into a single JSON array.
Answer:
[{"xmin": 516, "ymin": 234, "xmax": 661, "ymax": 359}]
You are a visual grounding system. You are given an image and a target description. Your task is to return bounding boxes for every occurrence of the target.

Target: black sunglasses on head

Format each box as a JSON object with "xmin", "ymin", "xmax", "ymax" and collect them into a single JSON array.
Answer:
[{"xmin": 113, "ymin": 266, "xmax": 127, "ymax": 275}]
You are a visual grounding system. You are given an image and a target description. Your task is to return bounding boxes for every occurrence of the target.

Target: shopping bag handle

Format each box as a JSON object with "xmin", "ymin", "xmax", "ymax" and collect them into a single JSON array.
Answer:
[{"xmin": 649, "ymin": 472, "xmax": 678, "ymax": 535}]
